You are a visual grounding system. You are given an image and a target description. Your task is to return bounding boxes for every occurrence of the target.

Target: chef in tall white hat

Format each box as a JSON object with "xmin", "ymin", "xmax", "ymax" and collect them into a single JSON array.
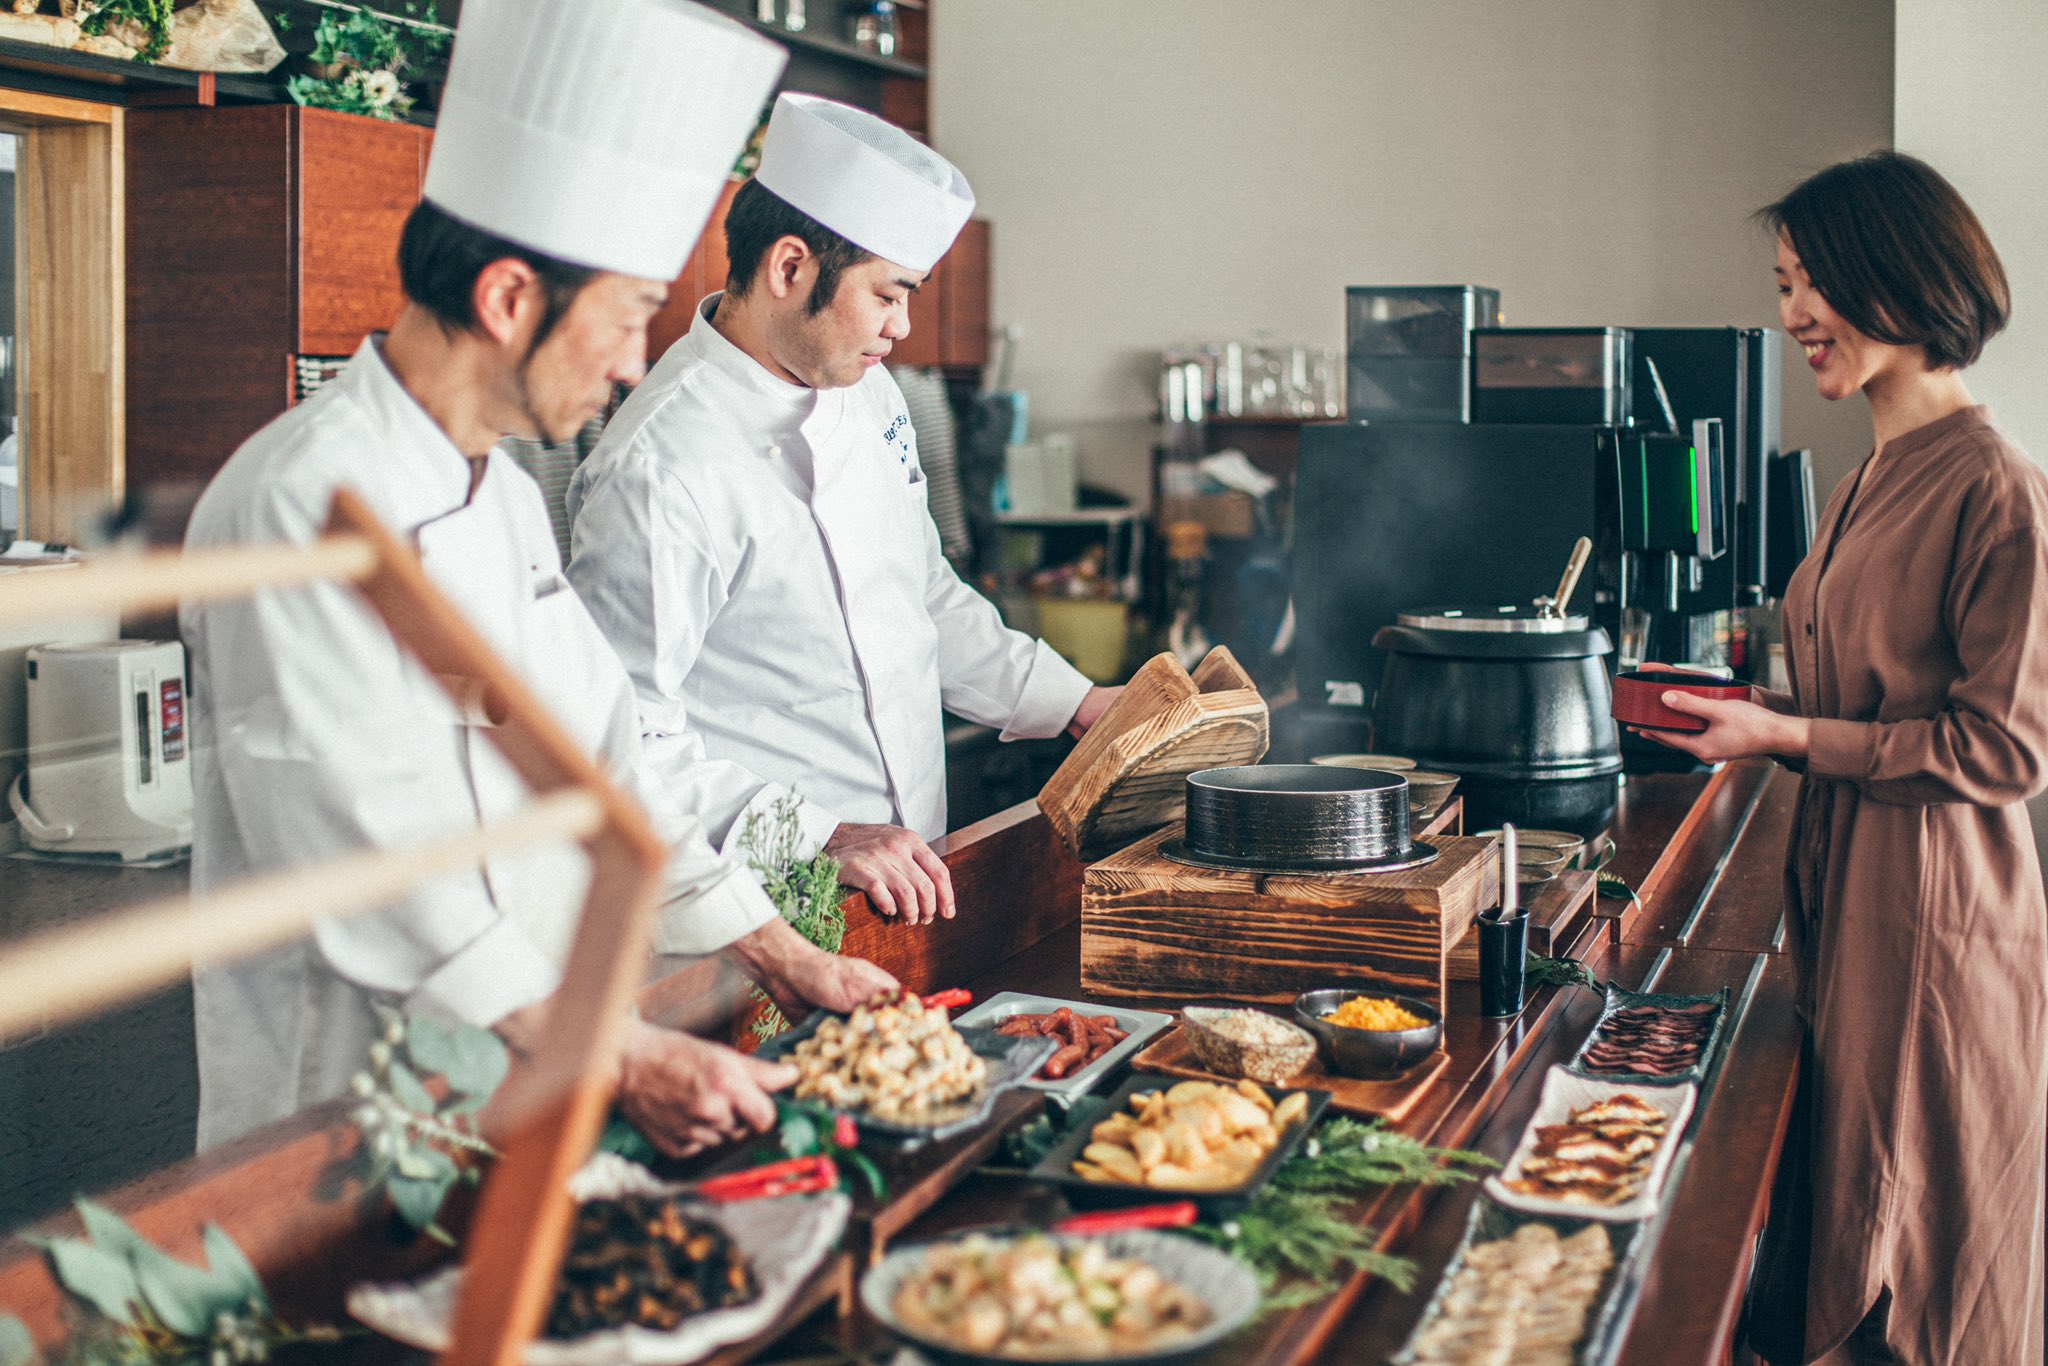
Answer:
[
  {"xmin": 567, "ymin": 95, "xmax": 1123, "ymax": 925},
  {"xmin": 182, "ymin": 3, "xmax": 895, "ymax": 1157}
]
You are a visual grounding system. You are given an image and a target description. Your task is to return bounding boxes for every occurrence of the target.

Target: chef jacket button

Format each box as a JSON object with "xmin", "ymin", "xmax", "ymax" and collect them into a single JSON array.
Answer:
[{"xmin": 767, "ymin": 444, "xmax": 782, "ymax": 459}]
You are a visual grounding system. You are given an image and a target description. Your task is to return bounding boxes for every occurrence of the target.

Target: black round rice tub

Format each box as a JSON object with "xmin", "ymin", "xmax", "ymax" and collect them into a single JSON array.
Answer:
[{"xmin": 1165, "ymin": 764, "xmax": 1439, "ymax": 874}]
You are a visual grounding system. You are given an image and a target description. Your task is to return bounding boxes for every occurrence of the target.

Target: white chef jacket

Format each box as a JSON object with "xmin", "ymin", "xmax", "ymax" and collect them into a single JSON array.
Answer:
[
  {"xmin": 182, "ymin": 337, "xmax": 776, "ymax": 1149},
  {"xmin": 566, "ymin": 295, "xmax": 1091, "ymax": 856}
]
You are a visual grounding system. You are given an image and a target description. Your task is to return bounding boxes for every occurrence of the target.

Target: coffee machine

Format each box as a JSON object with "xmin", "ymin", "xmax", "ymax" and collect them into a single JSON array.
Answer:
[{"xmin": 1303, "ymin": 338, "xmax": 1787, "ymax": 764}]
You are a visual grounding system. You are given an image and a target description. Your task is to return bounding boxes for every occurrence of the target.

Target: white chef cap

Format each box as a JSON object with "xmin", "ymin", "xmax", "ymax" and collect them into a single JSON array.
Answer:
[
  {"xmin": 423, "ymin": 0, "xmax": 786, "ymax": 281},
  {"xmin": 753, "ymin": 93, "xmax": 975, "ymax": 272}
]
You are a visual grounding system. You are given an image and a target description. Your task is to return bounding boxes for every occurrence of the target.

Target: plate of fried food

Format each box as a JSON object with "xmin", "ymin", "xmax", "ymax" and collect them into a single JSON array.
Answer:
[
  {"xmin": 1391, "ymin": 1201, "xmax": 1641, "ymax": 1366},
  {"xmin": 347, "ymin": 1153, "xmax": 850, "ymax": 1364},
  {"xmin": 863, "ymin": 1227, "xmax": 1260, "ymax": 1365},
  {"xmin": 756, "ymin": 989, "xmax": 1056, "ymax": 1145},
  {"xmin": 1484, "ymin": 1068, "xmax": 1697, "ymax": 1223},
  {"xmin": 952, "ymin": 993, "xmax": 1174, "ymax": 1099},
  {"xmin": 1031, "ymin": 1074, "xmax": 1330, "ymax": 1216}
]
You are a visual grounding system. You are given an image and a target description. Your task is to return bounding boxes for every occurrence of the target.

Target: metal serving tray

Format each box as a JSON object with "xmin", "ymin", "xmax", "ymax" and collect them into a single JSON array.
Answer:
[
  {"xmin": 1566, "ymin": 984, "xmax": 1730, "ymax": 1087},
  {"xmin": 755, "ymin": 1010, "xmax": 1055, "ymax": 1148},
  {"xmin": 950, "ymin": 992, "xmax": 1174, "ymax": 1100},
  {"xmin": 1390, "ymin": 1196, "xmax": 1644, "ymax": 1366}
]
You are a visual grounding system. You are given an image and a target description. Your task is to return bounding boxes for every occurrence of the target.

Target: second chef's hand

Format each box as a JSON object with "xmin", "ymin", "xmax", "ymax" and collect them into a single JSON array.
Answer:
[
  {"xmin": 1067, "ymin": 685, "xmax": 1123, "ymax": 739},
  {"xmin": 615, "ymin": 1017, "xmax": 797, "ymax": 1157},
  {"xmin": 727, "ymin": 916, "xmax": 900, "ymax": 1015},
  {"xmin": 826, "ymin": 821, "xmax": 957, "ymax": 924}
]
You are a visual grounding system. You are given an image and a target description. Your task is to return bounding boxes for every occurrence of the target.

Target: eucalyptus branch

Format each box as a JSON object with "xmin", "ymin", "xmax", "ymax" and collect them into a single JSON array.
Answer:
[
  {"xmin": 349, "ymin": 1006, "xmax": 509, "ymax": 1244},
  {"xmin": 24, "ymin": 1201, "xmax": 352, "ymax": 1363}
]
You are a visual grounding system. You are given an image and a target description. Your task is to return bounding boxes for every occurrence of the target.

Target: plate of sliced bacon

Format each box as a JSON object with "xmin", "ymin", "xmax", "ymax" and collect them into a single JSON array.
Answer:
[{"xmin": 1567, "ymin": 985, "xmax": 1728, "ymax": 1085}]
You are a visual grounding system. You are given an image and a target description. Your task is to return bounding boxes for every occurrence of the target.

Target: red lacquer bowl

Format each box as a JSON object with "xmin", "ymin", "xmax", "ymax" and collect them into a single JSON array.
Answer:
[{"xmin": 1612, "ymin": 669, "xmax": 1749, "ymax": 733}]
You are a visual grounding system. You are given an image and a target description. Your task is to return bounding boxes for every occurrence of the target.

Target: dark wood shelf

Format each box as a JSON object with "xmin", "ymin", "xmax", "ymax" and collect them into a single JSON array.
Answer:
[
  {"xmin": 0, "ymin": 35, "xmax": 284, "ymax": 105},
  {"xmin": 740, "ymin": 14, "xmax": 927, "ymax": 77}
]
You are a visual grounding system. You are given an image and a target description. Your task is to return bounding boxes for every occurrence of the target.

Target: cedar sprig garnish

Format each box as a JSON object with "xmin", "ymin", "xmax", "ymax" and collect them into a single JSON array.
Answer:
[
  {"xmin": 1189, "ymin": 1117, "xmax": 1495, "ymax": 1309},
  {"xmin": 1274, "ymin": 1116, "xmax": 1498, "ymax": 1194}
]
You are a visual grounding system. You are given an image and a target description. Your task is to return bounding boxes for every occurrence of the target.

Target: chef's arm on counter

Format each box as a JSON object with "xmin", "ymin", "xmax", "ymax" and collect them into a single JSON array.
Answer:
[{"xmin": 825, "ymin": 821, "xmax": 957, "ymax": 925}]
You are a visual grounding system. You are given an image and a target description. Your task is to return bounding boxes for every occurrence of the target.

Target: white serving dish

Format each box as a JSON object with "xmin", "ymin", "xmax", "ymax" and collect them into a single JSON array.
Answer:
[
  {"xmin": 347, "ymin": 1153, "xmax": 850, "ymax": 1364},
  {"xmin": 951, "ymin": 992, "xmax": 1173, "ymax": 1099},
  {"xmin": 1483, "ymin": 1066, "xmax": 1698, "ymax": 1224}
]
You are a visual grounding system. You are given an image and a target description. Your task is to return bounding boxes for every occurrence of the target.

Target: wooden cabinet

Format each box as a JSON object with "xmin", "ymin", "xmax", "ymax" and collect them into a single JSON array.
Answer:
[{"xmin": 126, "ymin": 105, "xmax": 427, "ymax": 496}]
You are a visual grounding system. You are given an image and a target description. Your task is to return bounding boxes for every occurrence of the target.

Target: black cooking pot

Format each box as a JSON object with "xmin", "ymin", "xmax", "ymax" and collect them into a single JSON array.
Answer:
[{"xmin": 1370, "ymin": 606, "xmax": 1621, "ymax": 835}]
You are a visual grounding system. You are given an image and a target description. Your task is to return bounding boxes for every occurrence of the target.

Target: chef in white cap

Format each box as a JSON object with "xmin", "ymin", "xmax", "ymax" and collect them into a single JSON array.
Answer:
[
  {"xmin": 567, "ymin": 95, "xmax": 1121, "ymax": 924},
  {"xmin": 181, "ymin": 3, "xmax": 895, "ymax": 1156}
]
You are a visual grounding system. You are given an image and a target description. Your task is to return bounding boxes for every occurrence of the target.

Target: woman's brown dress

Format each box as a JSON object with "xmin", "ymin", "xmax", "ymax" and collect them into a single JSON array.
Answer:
[{"xmin": 1752, "ymin": 406, "xmax": 2048, "ymax": 1364}]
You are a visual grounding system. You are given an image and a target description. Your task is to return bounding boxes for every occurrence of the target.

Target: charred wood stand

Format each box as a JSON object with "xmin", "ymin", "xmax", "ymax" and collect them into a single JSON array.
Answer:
[{"xmin": 0, "ymin": 751, "xmax": 1800, "ymax": 1364}]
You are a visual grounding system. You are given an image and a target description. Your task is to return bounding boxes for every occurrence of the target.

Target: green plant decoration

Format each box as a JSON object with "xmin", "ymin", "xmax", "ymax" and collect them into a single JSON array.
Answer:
[
  {"xmin": 74, "ymin": 0, "xmax": 174, "ymax": 63},
  {"xmin": 774, "ymin": 1100, "xmax": 886, "ymax": 1200},
  {"xmin": 1525, "ymin": 952, "xmax": 1608, "ymax": 993},
  {"xmin": 349, "ymin": 1005, "xmax": 508, "ymax": 1245},
  {"xmin": 739, "ymin": 794, "xmax": 846, "ymax": 1041},
  {"xmin": 285, "ymin": 2, "xmax": 449, "ymax": 123},
  {"xmin": 1187, "ymin": 1116, "xmax": 1495, "ymax": 1311},
  {"xmin": 28, "ymin": 1201, "xmax": 344, "ymax": 1363}
]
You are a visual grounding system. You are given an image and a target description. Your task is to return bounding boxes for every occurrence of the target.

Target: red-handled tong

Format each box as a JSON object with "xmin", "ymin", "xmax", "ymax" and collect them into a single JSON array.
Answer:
[
  {"xmin": 1052, "ymin": 1201, "xmax": 1199, "ymax": 1235},
  {"xmin": 920, "ymin": 988, "xmax": 973, "ymax": 1011},
  {"xmin": 692, "ymin": 1154, "xmax": 839, "ymax": 1204}
]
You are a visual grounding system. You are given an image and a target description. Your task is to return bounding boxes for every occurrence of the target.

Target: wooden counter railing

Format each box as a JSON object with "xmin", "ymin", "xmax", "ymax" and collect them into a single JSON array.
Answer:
[{"xmin": 0, "ymin": 761, "xmax": 1802, "ymax": 1365}]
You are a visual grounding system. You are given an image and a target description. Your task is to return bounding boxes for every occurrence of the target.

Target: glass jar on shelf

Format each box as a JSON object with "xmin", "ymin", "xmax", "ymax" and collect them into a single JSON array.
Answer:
[
  {"xmin": 851, "ymin": 0, "xmax": 899, "ymax": 55},
  {"xmin": 757, "ymin": 0, "xmax": 807, "ymax": 32}
]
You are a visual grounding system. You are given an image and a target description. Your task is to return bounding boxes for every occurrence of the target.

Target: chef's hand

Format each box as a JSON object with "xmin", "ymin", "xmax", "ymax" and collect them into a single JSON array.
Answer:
[
  {"xmin": 1630, "ymin": 691, "xmax": 1810, "ymax": 764},
  {"xmin": 615, "ymin": 1017, "xmax": 795, "ymax": 1158},
  {"xmin": 726, "ymin": 917, "xmax": 899, "ymax": 1017},
  {"xmin": 1067, "ymin": 686, "xmax": 1122, "ymax": 739},
  {"xmin": 826, "ymin": 822, "xmax": 956, "ymax": 924}
]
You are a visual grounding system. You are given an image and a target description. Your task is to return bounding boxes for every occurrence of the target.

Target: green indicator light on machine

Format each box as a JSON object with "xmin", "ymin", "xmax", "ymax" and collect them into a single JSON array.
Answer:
[{"xmin": 1688, "ymin": 447, "xmax": 1699, "ymax": 535}]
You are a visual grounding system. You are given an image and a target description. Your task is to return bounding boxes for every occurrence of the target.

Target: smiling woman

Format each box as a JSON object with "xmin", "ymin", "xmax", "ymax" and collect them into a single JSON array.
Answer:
[{"xmin": 1662, "ymin": 154, "xmax": 2048, "ymax": 1366}]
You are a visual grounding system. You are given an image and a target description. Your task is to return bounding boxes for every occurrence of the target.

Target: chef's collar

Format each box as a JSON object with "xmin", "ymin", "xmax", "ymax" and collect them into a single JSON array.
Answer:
[
  {"xmin": 686, "ymin": 292, "xmax": 828, "ymax": 413},
  {"xmin": 346, "ymin": 335, "xmax": 495, "ymax": 531}
]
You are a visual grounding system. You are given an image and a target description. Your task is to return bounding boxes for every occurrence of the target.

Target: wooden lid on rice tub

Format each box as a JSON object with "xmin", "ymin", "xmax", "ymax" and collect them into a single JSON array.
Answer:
[{"xmin": 1038, "ymin": 646, "xmax": 1269, "ymax": 862}]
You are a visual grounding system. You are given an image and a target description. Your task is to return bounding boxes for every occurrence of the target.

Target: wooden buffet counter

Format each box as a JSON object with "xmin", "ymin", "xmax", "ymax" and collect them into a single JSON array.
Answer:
[{"xmin": 0, "ymin": 759, "xmax": 1800, "ymax": 1364}]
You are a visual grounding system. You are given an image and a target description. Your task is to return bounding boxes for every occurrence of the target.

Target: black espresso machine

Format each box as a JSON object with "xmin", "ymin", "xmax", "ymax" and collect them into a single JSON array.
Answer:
[{"xmin": 1294, "ymin": 325, "xmax": 1798, "ymax": 829}]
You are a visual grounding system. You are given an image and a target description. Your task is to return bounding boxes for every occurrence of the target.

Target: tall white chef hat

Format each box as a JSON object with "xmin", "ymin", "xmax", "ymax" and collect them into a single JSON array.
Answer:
[
  {"xmin": 423, "ymin": 0, "xmax": 786, "ymax": 281},
  {"xmin": 753, "ymin": 93, "xmax": 975, "ymax": 273}
]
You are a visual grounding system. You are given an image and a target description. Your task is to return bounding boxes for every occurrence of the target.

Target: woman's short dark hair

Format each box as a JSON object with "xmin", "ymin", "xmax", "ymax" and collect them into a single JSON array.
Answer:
[
  {"xmin": 1760, "ymin": 151, "xmax": 2010, "ymax": 371},
  {"xmin": 396, "ymin": 200, "xmax": 596, "ymax": 349},
  {"xmin": 722, "ymin": 177, "xmax": 874, "ymax": 316}
]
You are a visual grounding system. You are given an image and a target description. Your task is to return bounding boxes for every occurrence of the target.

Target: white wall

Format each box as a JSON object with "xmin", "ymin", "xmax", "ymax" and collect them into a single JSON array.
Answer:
[
  {"xmin": 1894, "ymin": 1, "xmax": 2048, "ymax": 858},
  {"xmin": 932, "ymin": 1, "xmax": 1894, "ymax": 505},
  {"xmin": 1895, "ymin": 0, "xmax": 2048, "ymax": 462}
]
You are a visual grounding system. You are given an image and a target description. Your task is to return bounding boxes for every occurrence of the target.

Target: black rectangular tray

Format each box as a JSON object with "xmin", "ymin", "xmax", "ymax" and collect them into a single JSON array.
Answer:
[
  {"xmin": 1026, "ymin": 1074, "xmax": 1331, "ymax": 1218},
  {"xmin": 757, "ymin": 1009, "xmax": 1056, "ymax": 1147},
  {"xmin": 1390, "ymin": 1196, "xmax": 1646, "ymax": 1366},
  {"xmin": 1565, "ymin": 984, "xmax": 1730, "ymax": 1087}
]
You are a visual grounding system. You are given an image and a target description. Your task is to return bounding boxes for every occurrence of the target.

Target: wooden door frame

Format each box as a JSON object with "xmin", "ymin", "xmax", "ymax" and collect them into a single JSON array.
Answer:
[{"xmin": 2, "ymin": 87, "xmax": 122, "ymax": 544}]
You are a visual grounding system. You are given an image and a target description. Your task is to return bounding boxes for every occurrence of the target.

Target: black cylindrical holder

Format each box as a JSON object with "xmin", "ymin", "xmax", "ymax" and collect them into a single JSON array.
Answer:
[{"xmin": 1477, "ymin": 911, "xmax": 1530, "ymax": 1017}]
